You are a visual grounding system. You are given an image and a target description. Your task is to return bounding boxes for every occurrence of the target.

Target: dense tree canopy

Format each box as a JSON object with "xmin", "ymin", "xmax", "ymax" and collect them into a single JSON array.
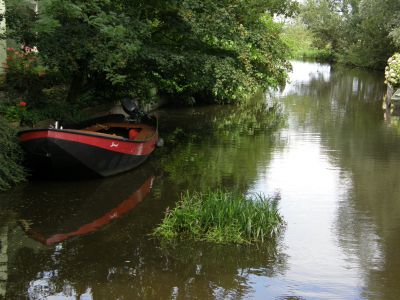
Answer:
[
  {"xmin": 300, "ymin": 0, "xmax": 400, "ymax": 69},
  {"xmin": 4, "ymin": 0, "xmax": 298, "ymax": 105}
]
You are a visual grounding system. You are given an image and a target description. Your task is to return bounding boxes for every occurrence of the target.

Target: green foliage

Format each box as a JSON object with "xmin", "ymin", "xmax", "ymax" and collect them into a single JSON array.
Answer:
[
  {"xmin": 1, "ymin": 0, "xmax": 37, "ymax": 45},
  {"xmin": 283, "ymin": 20, "xmax": 313, "ymax": 57},
  {"xmin": 283, "ymin": 19, "xmax": 334, "ymax": 61},
  {"xmin": 0, "ymin": 87, "xmax": 103, "ymax": 126},
  {"xmin": 300, "ymin": 0, "xmax": 399, "ymax": 69},
  {"xmin": 300, "ymin": 48, "xmax": 334, "ymax": 61},
  {"xmin": 337, "ymin": 0, "xmax": 395, "ymax": 68},
  {"xmin": 153, "ymin": 190, "xmax": 283, "ymax": 244},
  {"xmin": 301, "ymin": 0, "xmax": 344, "ymax": 51},
  {"xmin": 389, "ymin": 27, "xmax": 400, "ymax": 48},
  {"xmin": 0, "ymin": 118, "xmax": 26, "ymax": 191},
  {"xmin": 2, "ymin": 47, "xmax": 48, "ymax": 105},
  {"xmin": 4, "ymin": 0, "xmax": 297, "ymax": 106},
  {"xmin": 385, "ymin": 53, "xmax": 400, "ymax": 89},
  {"xmin": 0, "ymin": 100, "xmax": 28, "ymax": 122},
  {"xmin": 386, "ymin": 4, "xmax": 400, "ymax": 48}
]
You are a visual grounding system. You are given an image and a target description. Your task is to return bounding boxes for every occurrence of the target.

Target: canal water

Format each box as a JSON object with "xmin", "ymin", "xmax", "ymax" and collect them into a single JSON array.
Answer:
[{"xmin": 1, "ymin": 61, "xmax": 399, "ymax": 299}]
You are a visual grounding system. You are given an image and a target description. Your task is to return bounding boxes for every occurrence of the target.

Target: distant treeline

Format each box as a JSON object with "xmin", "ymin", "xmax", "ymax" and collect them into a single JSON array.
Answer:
[{"xmin": 285, "ymin": 0, "xmax": 400, "ymax": 69}]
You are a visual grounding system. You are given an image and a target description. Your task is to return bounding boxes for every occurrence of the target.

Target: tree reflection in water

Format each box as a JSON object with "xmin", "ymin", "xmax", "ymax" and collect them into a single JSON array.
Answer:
[{"xmin": 5, "ymin": 235, "xmax": 287, "ymax": 299}]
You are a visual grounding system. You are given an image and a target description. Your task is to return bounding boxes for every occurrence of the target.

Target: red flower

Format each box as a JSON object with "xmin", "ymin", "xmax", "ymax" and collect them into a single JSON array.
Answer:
[
  {"xmin": 19, "ymin": 101, "xmax": 27, "ymax": 107},
  {"xmin": 6, "ymin": 47, "xmax": 14, "ymax": 52}
]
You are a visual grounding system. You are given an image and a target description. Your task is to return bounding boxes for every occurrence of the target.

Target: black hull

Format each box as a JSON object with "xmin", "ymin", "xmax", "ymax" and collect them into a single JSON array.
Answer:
[{"xmin": 22, "ymin": 138, "xmax": 149, "ymax": 178}]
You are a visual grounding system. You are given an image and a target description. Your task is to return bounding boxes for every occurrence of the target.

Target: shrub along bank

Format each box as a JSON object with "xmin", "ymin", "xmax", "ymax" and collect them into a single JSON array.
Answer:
[
  {"xmin": 299, "ymin": 0, "xmax": 400, "ymax": 69},
  {"xmin": 3, "ymin": 0, "xmax": 298, "ymax": 108},
  {"xmin": 0, "ymin": 118, "xmax": 26, "ymax": 191},
  {"xmin": 385, "ymin": 53, "xmax": 400, "ymax": 90}
]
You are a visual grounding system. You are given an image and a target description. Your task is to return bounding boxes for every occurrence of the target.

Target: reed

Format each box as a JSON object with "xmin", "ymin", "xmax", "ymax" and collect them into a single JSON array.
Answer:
[{"xmin": 153, "ymin": 190, "xmax": 283, "ymax": 244}]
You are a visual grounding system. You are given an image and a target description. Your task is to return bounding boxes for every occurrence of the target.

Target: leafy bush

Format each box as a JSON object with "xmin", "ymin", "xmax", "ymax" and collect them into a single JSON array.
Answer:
[
  {"xmin": 282, "ymin": 19, "xmax": 334, "ymax": 62},
  {"xmin": 299, "ymin": 48, "xmax": 334, "ymax": 62},
  {"xmin": 300, "ymin": 0, "xmax": 396, "ymax": 69},
  {"xmin": 385, "ymin": 53, "xmax": 400, "ymax": 89},
  {"xmin": 2, "ymin": 47, "xmax": 47, "ymax": 105},
  {"xmin": 153, "ymin": 190, "xmax": 284, "ymax": 244},
  {"xmin": 0, "ymin": 100, "xmax": 27, "ymax": 122},
  {"xmin": 5, "ymin": 0, "xmax": 297, "ymax": 105},
  {"xmin": 0, "ymin": 118, "xmax": 26, "ymax": 191}
]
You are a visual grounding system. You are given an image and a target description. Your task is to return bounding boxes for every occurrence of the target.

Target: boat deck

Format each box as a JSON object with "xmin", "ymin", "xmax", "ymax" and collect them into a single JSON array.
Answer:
[{"xmin": 75, "ymin": 123, "xmax": 156, "ymax": 141}]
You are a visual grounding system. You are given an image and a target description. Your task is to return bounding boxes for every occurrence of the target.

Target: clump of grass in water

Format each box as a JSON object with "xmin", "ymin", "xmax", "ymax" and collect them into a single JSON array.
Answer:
[{"xmin": 153, "ymin": 190, "xmax": 283, "ymax": 244}]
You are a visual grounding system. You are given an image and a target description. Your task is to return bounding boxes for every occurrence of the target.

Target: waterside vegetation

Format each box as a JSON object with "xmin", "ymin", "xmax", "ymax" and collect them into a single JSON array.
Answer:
[
  {"xmin": 283, "ymin": 19, "xmax": 334, "ymax": 62},
  {"xmin": 266, "ymin": 0, "xmax": 400, "ymax": 70},
  {"xmin": 385, "ymin": 53, "xmax": 400, "ymax": 90},
  {"xmin": 2, "ymin": 0, "xmax": 298, "ymax": 111},
  {"xmin": 383, "ymin": 52, "xmax": 400, "ymax": 115},
  {"xmin": 286, "ymin": 0, "xmax": 400, "ymax": 69},
  {"xmin": 0, "ymin": 118, "xmax": 26, "ymax": 191},
  {"xmin": 153, "ymin": 190, "xmax": 284, "ymax": 244}
]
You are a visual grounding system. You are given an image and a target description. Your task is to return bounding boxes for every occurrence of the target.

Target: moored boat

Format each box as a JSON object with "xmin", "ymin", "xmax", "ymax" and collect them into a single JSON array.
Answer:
[{"xmin": 18, "ymin": 100, "xmax": 159, "ymax": 177}]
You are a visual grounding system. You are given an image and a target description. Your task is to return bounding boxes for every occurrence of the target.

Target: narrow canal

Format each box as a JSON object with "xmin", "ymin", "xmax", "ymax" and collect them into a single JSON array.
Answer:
[{"xmin": 1, "ymin": 61, "xmax": 399, "ymax": 299}]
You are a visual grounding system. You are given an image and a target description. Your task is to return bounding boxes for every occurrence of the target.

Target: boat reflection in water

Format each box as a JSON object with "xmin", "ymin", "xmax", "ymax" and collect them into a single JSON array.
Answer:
[
  {"xmin": 2, "ymin": 167, "xmax": 156, "ymax": 299},
  {"xmin": 16, "ymin": 168, "xmax": 155, "ymax": 246}
]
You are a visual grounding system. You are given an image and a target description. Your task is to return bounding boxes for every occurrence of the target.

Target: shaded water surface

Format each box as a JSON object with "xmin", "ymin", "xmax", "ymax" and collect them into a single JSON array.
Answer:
[{"xmin": 1, "ymin": 61, "xmax": 399, "ymax": 299}]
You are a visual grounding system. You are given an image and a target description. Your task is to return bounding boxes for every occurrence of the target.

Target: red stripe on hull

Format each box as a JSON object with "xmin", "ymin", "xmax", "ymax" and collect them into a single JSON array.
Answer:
[{"xmin": 19, "ymin": 130, "xmax": 157, "ymax": 156}]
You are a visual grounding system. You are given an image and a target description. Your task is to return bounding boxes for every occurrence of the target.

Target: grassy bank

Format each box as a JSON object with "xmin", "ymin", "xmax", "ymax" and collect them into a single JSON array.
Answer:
[
  {"xmin": 0, "ymin": 118, "xmax": 26, "ymax": 191},
  {"xmin": 291, "ymin": 48, "xmax": 335, "ymax": 62},
  {"xmin": 153, "ymin": 190, "xmax": 284, "ymax": 244}
]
